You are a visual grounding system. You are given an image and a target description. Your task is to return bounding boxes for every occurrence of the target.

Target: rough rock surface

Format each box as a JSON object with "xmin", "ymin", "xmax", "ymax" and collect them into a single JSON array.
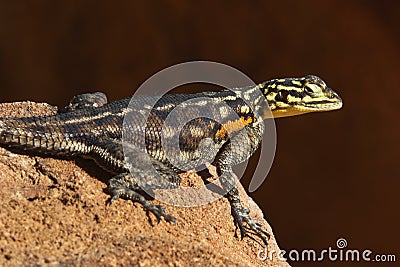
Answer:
[{"xmin": 0, "ymin": 101, "xmax": 290, "ymax": 267}]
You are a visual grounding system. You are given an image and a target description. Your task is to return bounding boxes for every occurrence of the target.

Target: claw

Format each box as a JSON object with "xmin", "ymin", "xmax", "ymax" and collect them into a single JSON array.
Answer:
[
  {"xmin": 231, "ymin": 205, "xmax": 270, "ymax": 246},
  {"xmin": 108, "ymin": 185, "xmax": 176, "ymax": 224},
  {"xmin": 108, "ymin": 189, "xmax": 123, "ymax": 205},
  {"xmin": 149, "ymin": 204, "xmax": 176, "ymax": 224}
]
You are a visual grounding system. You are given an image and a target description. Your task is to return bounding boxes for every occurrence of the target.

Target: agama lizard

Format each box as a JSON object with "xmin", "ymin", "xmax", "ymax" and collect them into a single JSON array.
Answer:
[{"xmin": 0, "ymin": 75, "xmax": 342, "ymax": 245}]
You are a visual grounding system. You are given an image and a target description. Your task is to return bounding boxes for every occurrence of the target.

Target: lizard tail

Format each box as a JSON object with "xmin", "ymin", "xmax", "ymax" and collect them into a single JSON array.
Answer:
[
  {"xmin": 0, "ymin": 118, "xmax": 17, "ymax": 146},
  {"xmin": 0, "ymin": 117, "xmax": 44, "ymax": 150},
  {"xmin": 0, "ymin": 119, "xmax": 5, "ymax": 142},
  {"xmin": 0, "ymin": 116, "xmax": 87, "ymax": 156}
]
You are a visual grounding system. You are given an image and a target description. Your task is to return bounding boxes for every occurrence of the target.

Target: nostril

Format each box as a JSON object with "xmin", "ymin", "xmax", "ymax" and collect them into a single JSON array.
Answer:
[
  {"xmin": 330, "ymin": 91, "xmax": 339, "ymax": 99},
  {"xmin": 325, "ymin": 88, "xmax": 336, "ymax": 99}
]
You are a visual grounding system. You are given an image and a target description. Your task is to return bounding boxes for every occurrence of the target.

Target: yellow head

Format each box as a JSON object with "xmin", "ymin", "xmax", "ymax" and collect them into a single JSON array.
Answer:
[{"xmin": 261, "ymin": 75, "xmax": 343, "ymax": 118}]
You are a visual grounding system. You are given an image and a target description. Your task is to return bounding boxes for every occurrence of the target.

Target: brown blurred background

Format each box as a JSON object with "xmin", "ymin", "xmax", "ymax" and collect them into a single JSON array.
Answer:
[{"xmin": 0, "ymin": 1, "xmax": 398, "ymax": 266}]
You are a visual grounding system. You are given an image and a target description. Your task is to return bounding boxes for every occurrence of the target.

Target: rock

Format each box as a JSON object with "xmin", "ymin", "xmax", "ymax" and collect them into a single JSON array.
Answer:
[{"xmin": 0, "ymin": 101, "xmax": 289, "ymax": 266}]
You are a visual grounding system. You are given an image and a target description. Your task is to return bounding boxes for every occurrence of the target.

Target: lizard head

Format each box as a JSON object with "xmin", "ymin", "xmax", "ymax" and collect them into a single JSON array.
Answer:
[{"xmin": 261, "ymin": 75, "xmax": 343, "ymax": 118}]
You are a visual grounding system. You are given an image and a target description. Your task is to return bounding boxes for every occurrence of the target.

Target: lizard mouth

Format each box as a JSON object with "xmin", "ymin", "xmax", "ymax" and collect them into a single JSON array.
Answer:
[
  {"xmin": 269, "ymin": 99, "xmax": 343, "ymax": 118},
  {"xmin": 300, "ymin": 99, "xmax": 343, "ymax": 111}
]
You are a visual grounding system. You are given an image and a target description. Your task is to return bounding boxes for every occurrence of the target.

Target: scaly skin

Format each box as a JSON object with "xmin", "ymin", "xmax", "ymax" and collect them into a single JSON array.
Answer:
[{"xmin": 0, "ymin": 75, "xmax": 342, "ymax": 245}]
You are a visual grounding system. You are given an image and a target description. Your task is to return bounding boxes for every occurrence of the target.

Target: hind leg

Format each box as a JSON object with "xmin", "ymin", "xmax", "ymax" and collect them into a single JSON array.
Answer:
[
  {"xmin": 108, "ymin": 172, "xmax": 177, "ymax": 223},
  {"xmin": 60, "ymin": 92, "xmax": 108, "ymax": 112}
]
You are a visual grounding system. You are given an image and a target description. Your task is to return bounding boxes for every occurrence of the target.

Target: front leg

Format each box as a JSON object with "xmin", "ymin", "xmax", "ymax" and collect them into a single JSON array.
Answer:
[{"xmin": 215, "ymin": 127, "xmax": 270, "ymax": 245}]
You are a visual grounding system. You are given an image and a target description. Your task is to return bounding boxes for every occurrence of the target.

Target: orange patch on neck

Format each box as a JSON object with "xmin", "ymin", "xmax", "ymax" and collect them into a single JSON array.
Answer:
[{"xmin": 215, "ymin": 116, "xmax": 253, "ymax": 140}]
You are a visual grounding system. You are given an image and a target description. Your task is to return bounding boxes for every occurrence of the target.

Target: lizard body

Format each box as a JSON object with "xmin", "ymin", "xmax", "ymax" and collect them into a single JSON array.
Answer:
[{"xmin": 0, "ymin": 75, "xmax": 342, "ymax": 245}]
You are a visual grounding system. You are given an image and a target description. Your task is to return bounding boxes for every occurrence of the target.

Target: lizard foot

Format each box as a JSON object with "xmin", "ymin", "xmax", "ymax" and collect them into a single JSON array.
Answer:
[
  {"xmin": 108, "ymin": 187, "xmax": 176, "ymax": 224},
  {"xmin": 231, "ymin": 204, "xmax": 270, "ymax": 246}
]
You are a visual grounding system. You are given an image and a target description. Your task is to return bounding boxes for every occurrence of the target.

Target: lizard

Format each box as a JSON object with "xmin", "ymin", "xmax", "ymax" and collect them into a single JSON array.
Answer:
[{"xmin": 0, "ymin": 75, "xmax": 342, "ymax": 246}]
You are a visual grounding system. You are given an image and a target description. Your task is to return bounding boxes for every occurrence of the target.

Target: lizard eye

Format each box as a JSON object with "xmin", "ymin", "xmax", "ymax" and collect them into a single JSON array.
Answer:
[{"xmin": 304, "ymin": 86, "xmax": 315, "ymax": 95}]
